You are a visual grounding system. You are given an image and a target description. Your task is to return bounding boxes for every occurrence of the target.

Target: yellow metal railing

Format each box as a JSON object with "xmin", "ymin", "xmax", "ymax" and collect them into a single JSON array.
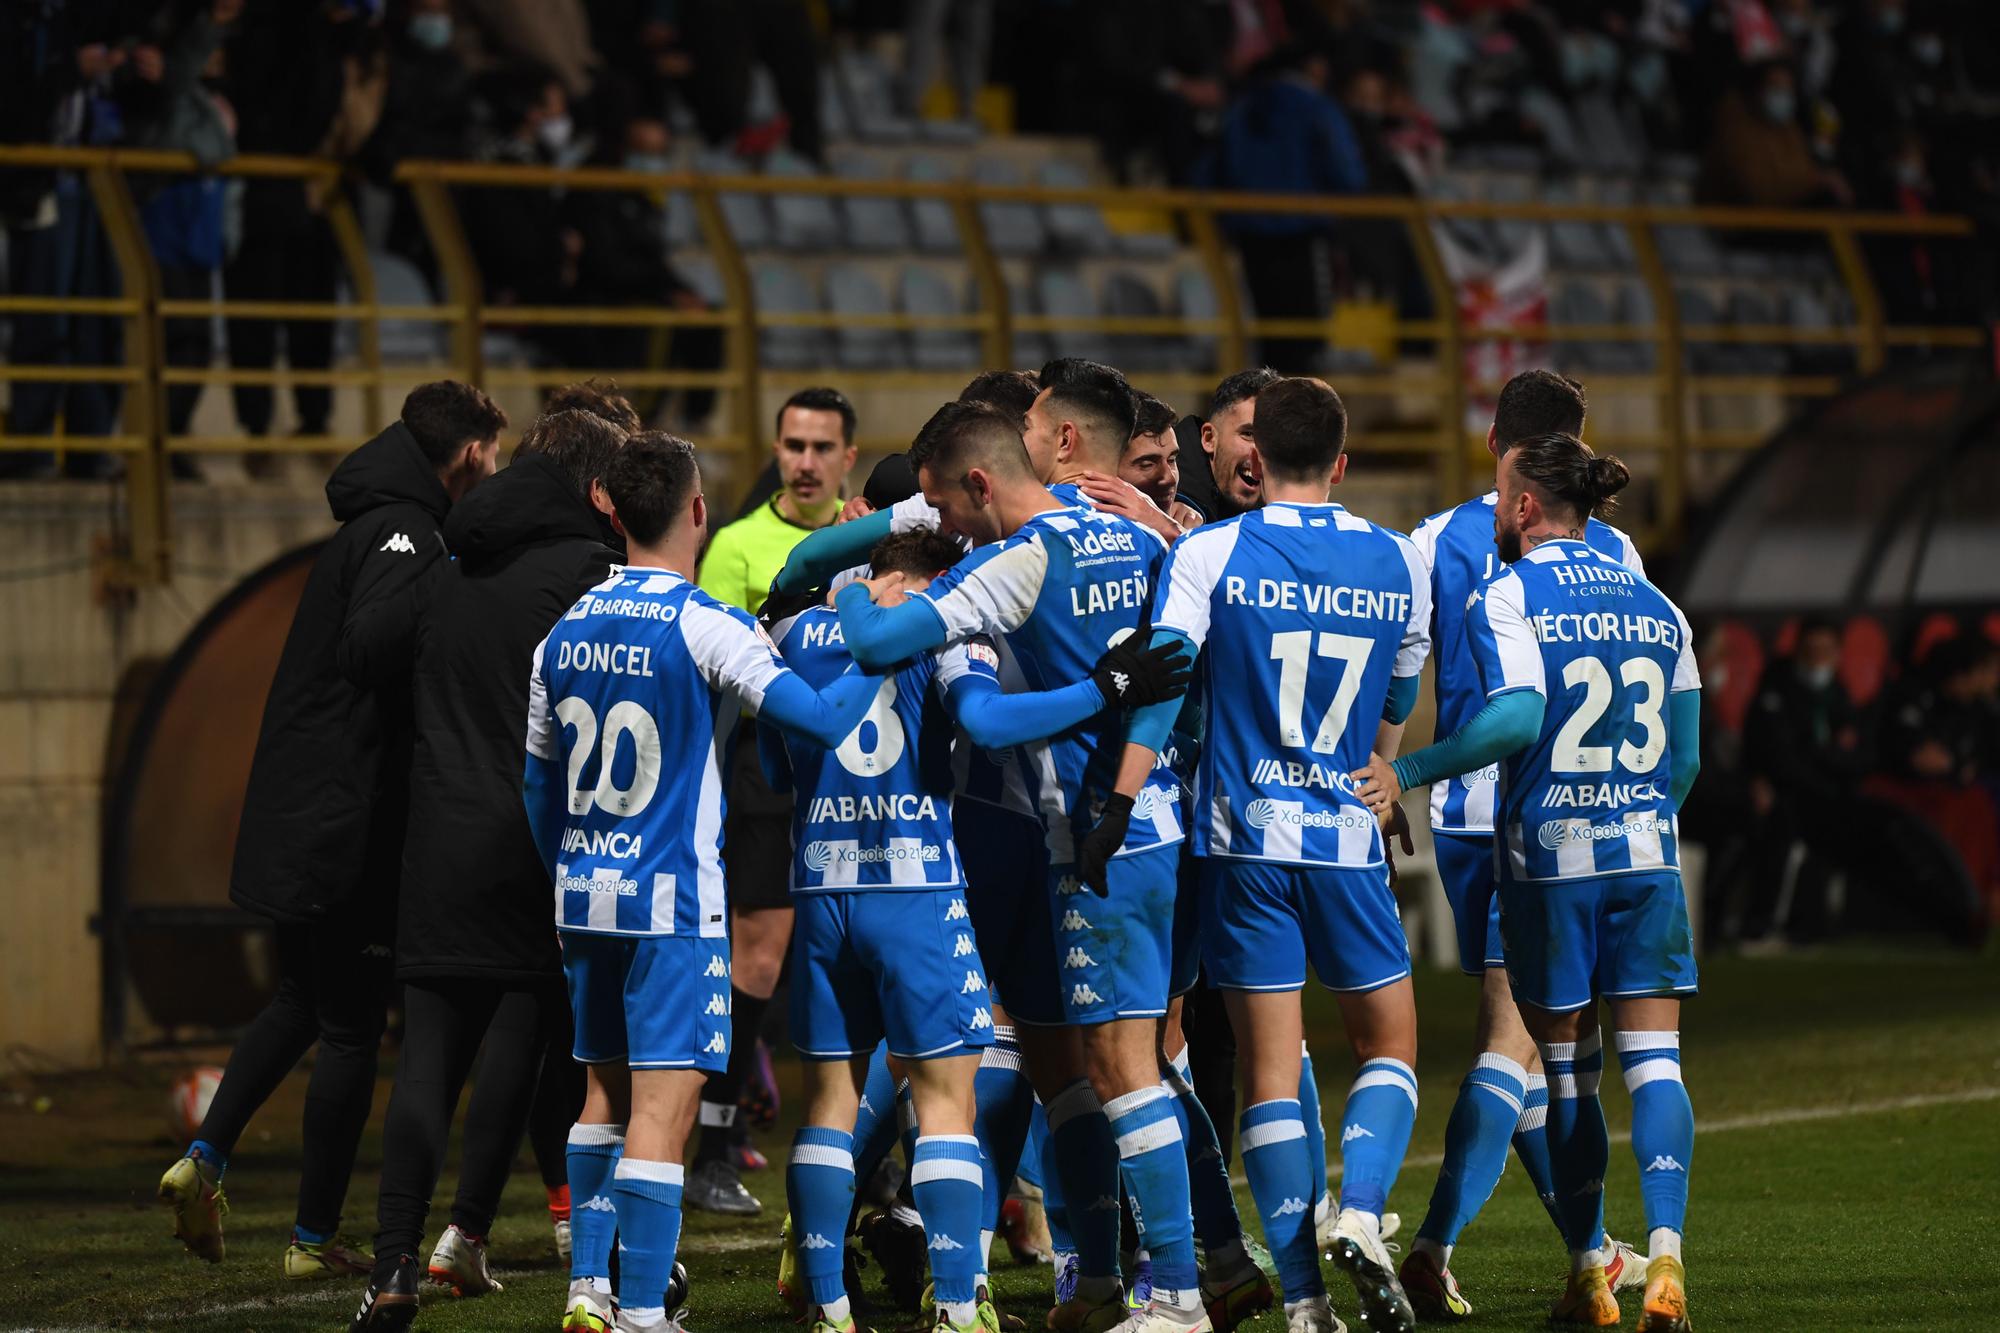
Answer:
[{"xmin": 0, "ymin": 144, "xmax": 1981, "ymax": 585}]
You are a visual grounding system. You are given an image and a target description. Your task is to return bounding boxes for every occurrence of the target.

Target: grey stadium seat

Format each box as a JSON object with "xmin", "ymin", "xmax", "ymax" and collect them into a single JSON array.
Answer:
[
  {"xmin": 753, "ymin": 260, "xmax": 827, "ymax": 369},
  {"xmin": 696, "ymin": 148, "xmax": 771, "ymax": 251},
  {"xmin": 367, "ymin": 249, "xmax": 445, "ymax": 362},
  {"xmin": 1040, "ymin": 161, "xmax": 1115, "ymax": 257},
  {"xmin": 1101, "ymin": 269, "xmax": 1173, "ymax": 372},
  {"xmin": 899, "ymin": 265, "xmax": 981, "ymax": 371},
  {"xmin": 834, "ymin": 157, "xmax": 913, "ymax": 253},
  {"xmin": 826, "ymin": 263, "xmax": 906, "ymax": 370},
  {"xmin": 1173, "ymin": 267, "xmax": 1222, "ymax": 372},
  {"xmin": 765, "ymin": 148, "xmax": 842, "ymax": 252},
  {"xmin": 1008, "ymin": 274, "xmax": 1053, "ymax": 368},
  {"xmin": 974, "ymin": 157, "xmax": 1047, "ymax": 258},
  {"xmin": 1035, "ymin": 267, "xmax": 1112, "ymax": 363},
  {"xmin": 905, "ymin": 155, "xmax": 963, "ymax": 255}
]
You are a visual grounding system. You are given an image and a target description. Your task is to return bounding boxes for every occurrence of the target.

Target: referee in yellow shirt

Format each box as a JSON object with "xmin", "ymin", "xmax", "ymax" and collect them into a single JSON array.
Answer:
[{"xmin": 687, "ymin": 386, "xmax": 859, "ymax": 1214}]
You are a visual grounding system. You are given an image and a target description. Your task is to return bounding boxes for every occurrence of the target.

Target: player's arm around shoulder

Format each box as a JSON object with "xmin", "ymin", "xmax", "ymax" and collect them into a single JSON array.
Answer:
[{"xmin": 686, "ymin": 589, "xmax": 878, "ymax": 749}]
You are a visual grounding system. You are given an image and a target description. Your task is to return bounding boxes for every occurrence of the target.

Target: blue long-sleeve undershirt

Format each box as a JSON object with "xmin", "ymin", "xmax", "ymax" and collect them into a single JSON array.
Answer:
[
  {"xmin": 1668, "ymin": 689, "xmax": 1702, "ymax": 807},
  {"xmin": 834, "ymin": 582, "xmax": 949, "ymax": 670},
  {"xmin": 522, "ymin": 752, "xmax": 565, "ymax": 881},
  {"xmin": 1391, "ymin": 688, "xmax": 1546, "ymax": 792},
  {"xmin": 756, "ymin": 667, "xmax": 881, "ymax": 750},
  {"xmin": 945, "ymin": 671, "xmax": 1106, "ymax": 750},
  {"xmin": 1126, "ymin": 629, "xmax": 1197, "ymax": 755},
  {"xmin": 1383, "ymin": 672, "xmax": 1419, "ymax": 727},
  {"xmin": 773, "ymin": 507, "xmax": 896, "ymax": 597}
]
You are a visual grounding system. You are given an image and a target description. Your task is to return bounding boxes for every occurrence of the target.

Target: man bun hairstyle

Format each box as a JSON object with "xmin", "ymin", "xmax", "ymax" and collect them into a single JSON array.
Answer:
[
  {"xmin": 1493, "ymin": 369, "xmax": 1587, "ymax": 450},
  {"xmin": 400, "ymin": 380, "xmax": 507, "ymax": 466},
  {"xmin": 1038, "ymin": 357, "xmax": 1137, "ymax": 444},
  {"xmin": 1208, "ymin": 366, "xmax": 1281, "ymax": 418},
  {"xmin": 1510, "ymin": 431, "xmax": 1630, "ymax": 521},
  {"xmin": 546, "ymin": 378, "xmax": 642, "ymax": 433},
  {"xmin": 602, "ymin": 431, "xmax": 700, "ymax": 547},
  {"xmin": 778, "ymin": 386, "xmax": 858, "ymax": 445},
  {"xmin": 1130, "ymin": 389, "xmax": 1177, "ymax": 439},
  {"xmin": 515, "ymin": 409, "xmax": 628, "ymax": 500},
  {"xmin": 957, "ymin": 369, "xmax": 1041, "ymax": 425},
  {"xmin": 1251, "ymin": 376, "xmax": 1348, "ymax": 480},
  {"xmin": 869, "ymin": 529, "xmax": 965, "ymax": 582},
  {"xmin": 906, "ymin": 399, "xmax": 1032, "ymax": 482}
]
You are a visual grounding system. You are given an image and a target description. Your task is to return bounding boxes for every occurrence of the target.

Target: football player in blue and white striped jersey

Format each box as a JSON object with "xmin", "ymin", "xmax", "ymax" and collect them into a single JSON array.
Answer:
[{"xmin": 1355, "ymin": 432, "xmax": 1701, "ymax": 1332}]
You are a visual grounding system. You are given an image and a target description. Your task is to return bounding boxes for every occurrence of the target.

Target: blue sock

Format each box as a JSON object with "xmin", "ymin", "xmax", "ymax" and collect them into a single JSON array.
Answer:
[
  {"xmin": 788, "ymin": 1125, "xmax": 856, "ymax": 1309},
  {"xmin": 1539, "ymin": 1033, "xmax": 1609, "ymax": 1257},
  {"xmin": 1416, "ymin": 1053, "xmax": 1530, "ymax": 1248},
  {"xmin": 1019, "ymin": 1100, "xmax": 1047, "ymax": 1193},
  {"xmin": 611, "ymin": 1158, "xmax": 684, "ymax": 1319},
  {"xmin": 1045, "ymin": 1080, "xmax": 1120, "ymax": 1281},
  {"xmin": 187, "ymin": 1138, "xmax": 227, "ymax": 1178},
  {"xmin": 849, "ymin": 1045, "xmax": 899, "ymax": 1223},
  {"xmin": 1027, "ymin": 1101, "xmax": 1076, "ymax": 1256},
  {"xmin": 974, "ymin": 1029, "xmax": 1034, "ymax": 1233},
  {"xmin": 293, "ymin": 1222, "xmax": 332, "ymax": 1245},
  {"xmin": 1104, "ymin": 1086, "xmax": 1199, "ymax": 1306},
  {"xmin": 912, "ymin": 1135, "xmax": 986, "ymax": 1307},
  {"xmin": 1165, "ymin": 1050, "xmax": 1242, "ymax": 1253},
  {"xmin": 1337, "ymin": 1057, "xmax": 1419, "ymax": 1219},
  {"xmin": 1299, "ymin": 1042, "xmax": 1328, "ymax": 1211},
  {"xmin": 566, "ymin": 1123, "xmax": 624, "ymax": 1285},
  {"xmin": 1512, "ymin": 1073, "xmax": 1563, "ymax": 1230},
  {"xmin": 1617, "ymin": 1031, "xmax": 1693, "ymax": 1245},
  {"xmin": 1238, "ymin": 1099, "xmax": 1323, "ymax": 1302}
]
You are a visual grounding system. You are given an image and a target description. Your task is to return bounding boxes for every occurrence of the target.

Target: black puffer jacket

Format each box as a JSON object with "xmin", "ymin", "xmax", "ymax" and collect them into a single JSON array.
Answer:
[
  {"xmin": 396, "ymin": 454, "xmax": 621, "ymax": 982},
  {"xmin": 231, "ymin": 423, "xmax": 451, "ymax": 926}
]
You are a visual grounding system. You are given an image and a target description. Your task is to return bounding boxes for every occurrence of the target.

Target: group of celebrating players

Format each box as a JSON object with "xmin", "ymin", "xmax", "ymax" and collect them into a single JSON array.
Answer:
[{"xmin": 163, "ymin": 356, "xmax": 1704, "ymax": 1333}]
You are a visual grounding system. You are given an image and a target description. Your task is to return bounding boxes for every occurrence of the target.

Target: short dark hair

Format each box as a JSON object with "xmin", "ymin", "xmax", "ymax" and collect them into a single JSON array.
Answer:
[
  {"xmin": 1509, "ymin": 431, "xmax": 1630, "ymax": 522},
  {"xmin": 958, "ymin": 369, "xmax": 1041, "ymax": 424},
  {"xmin": 546, "ymin": 379, "xmax": 641, "ymax": 434},
  {"xmin": 907, "ymin": 400, "xmax": 1034, "ymax": 481},
  {"xmin": 1209, "ymin": 366, "xmax": 1281, "ymax": 419},
  {"xmin": 1038, "ymin": 358, "xmax": 1137, "ymax": 444},
  {"xmin": 777, "ymin": 387, "xmax": 857, "ymax": 445},
  {"xmin": 1130, "ymin": 390, "xmax": 1177, "ymax": 439},
  {"xmin": 1493, "ymin": 370, "xmax": 1587, "ymax": 450},
  {"xmin": 400, "ymin": 380, "xmax": 507, "ymax": 466},
  {"xmin": 602, "ymin": 432, "xmax": 700, "ymax": 547},
  {"xmin": 869, "ymin": 529, "xmax": 966, "ymax": 581},
  {"xmin": 1252, "ymin": 377, "xmax": 1348, "ymax": 480},
  {"xmin": 515, "ymin": 409, "xmax": 628, "ymax": 498}
]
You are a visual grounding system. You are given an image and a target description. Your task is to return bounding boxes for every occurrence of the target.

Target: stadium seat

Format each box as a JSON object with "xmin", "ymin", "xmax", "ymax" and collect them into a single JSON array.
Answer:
[
  {"xmin": 834, "ymin": 49, "xmax": 917, "ymax": 143},
  {"xmin": 1172, "ymin": 267, "xmax": 1222, "ymax": 372},
  {"xmin": 1101, "ymin": 269, "xmax": 1173, "ymax": 372},
  {"xmin": 765, "ymin": 148, "xmax": 842, "ymax": 252},
  {"xmin": 1784, "ymin": 286, "xmax": 1849, "ymax": 375},
  {"xmin": 1676, "ymin": 286, "xmax": 1728, "ymax": 372},
  {"xmin": 1039, "ymin": 161, "xmax": 1115, "ymax": 257},
  {"xmin": 973, "ymin": 157, "xmax": 1048, "ymax": 257},
  {"xmin": 752, "ymin": 260, "xmax": 827, "ymax": 369},
  {"xmin": 833, "ymin": 156, "xmax": 914, "ymax": 253},
  {"xmin": 1035, "ymin": 267, "xmax": 1111, "ymax": 363},
  {"xmin": 673, "ymin": 253, "xmax": 727, "ymax": 309},
  {"xmin": 904, "ymin": 154, "xmax": 963, "ymax": 254},
  {"xmin": 898, "ymin": 265, "xmax": 980, "ymax": 371},
  {"xmin": 1725, "ymin": 289, "xmax": 1791, "ymax": 374},
  {"xmin": 1840, "ymin": 615, "xmax": 1891, "ymax": 705},
  {"xmin": 1551, "ymin": 279, "xmax": 1633, "ymax": 372},
  {"xmin": 1656, "ymin": 221, "xmax": 1725, "ymax": 276},
  {"xmin": 825, "ymin": 263, "xmax": 906, "ymax": 370},
  {"xmin": 1712, "ymin": 619, "xmax": 1765, "ymax": 734},
  {"xmin": 695, "ymin": 148, "xmax": 772, "ymax": 251},
  {"xmin": 366, "ymin": 249, "xmax": 445, "ymax": 362},
  {"xmin": 1545, "ymin": 181, "xmax": 1616, "ymax": 271},
  {"xmin": 1913, "ymin": 612, "xmax": 1961, "ymax": 665},
  {"xmin": 1008, "ymin": 274, "xmax": 1053, "ymax": 367}
]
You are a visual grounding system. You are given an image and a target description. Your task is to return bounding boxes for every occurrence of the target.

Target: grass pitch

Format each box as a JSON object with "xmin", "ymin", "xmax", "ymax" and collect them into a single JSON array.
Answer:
[{"xmin": 2, "ymin": 950, "xmax": 1996, "ymax": 1331}]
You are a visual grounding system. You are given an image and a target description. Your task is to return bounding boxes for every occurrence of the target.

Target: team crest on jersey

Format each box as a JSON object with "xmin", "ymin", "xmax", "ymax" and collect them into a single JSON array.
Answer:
[
  {"xmin": 967, "ymin": 640, "xmax": 1000, "ymax": 669},
  {"xmin": 803, "ymin": 842, "xmax": 834, "ymax": 873}
]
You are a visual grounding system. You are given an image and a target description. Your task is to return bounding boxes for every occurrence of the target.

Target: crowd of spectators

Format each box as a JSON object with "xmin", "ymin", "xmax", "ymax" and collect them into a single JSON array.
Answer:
[{"xmin": 5, "ymin": 0, "xmax": 2000, "ymax": 474}]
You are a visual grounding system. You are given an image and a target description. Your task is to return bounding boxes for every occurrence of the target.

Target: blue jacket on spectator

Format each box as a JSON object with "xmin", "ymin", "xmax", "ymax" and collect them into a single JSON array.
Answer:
[{"xmin": 1207, "ymin": 74, "xmax": 1368, "ymax": 237}]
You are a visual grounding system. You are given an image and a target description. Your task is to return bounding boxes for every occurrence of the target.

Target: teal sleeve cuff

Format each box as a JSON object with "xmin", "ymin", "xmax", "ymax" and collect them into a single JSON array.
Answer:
[
  {"xmin": 1668, "ymin": 689, "xmax": 1702, "ymax": 807},
  {"xmin": 773, "ymin": 507, "xmax": 895, "ymax": 596},
  {"xmin": 1391, "ymin": 688, "xmax": 1545, "ymax": 791},
  {"xmin": 1126, "ymin": 628, "xmax": 1197, "ymax": 755},
  {"xmin": 1383, "ymin": 673, "xmax": 1419, "ymax": 726}
]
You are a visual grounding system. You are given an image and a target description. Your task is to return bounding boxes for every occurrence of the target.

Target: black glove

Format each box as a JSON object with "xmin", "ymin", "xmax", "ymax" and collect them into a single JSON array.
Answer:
[
  {"xmin": 1076, "ymin": 792, "xmax": 1133, "ymax": 896},
  {"xmin": 1092, "ymin": 637, "xmax": 1192, "ymax": 709}
]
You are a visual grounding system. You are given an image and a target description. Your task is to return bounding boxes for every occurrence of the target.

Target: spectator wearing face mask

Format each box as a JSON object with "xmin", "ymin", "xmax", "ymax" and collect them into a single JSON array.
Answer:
[
  {"xmin": 461, "ymin": 67, "xmax": 585, "ymax": 312},
  {"xmin": 1698, "ymin": 59, "xmax": 1851, "ymax": 209},
  {"xmin": 363, "ymin": 0, "xmax": 473, "ymax": 277}
]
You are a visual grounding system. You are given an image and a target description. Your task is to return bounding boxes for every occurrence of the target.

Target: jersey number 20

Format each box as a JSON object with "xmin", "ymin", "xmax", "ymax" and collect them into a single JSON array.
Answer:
[{"xmin": 556, "ymin": 697, "xmax": 662, "ymax": 816}]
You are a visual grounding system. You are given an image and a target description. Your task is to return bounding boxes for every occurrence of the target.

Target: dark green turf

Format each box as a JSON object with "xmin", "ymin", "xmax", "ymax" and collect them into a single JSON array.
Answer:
[{"xmin": 2, "ymin": 951, "xmax": 1995, "ymax": 1331}]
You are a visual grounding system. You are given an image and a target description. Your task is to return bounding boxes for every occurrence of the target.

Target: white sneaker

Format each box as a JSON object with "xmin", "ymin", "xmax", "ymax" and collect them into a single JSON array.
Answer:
[
  {"xmin": 1605, "ymin": 1236, "xmax": 1647, "ymax": 1292},
  {"xmin": 1284, "ymin": 1295, "xmax": 1347, "ymax": 1333},
  {"xmin": 564, "ymin": 1279, "xmax": 615, "ymax": 1332},
  {"xmin": 1317, "ymin": 1193, "xmax": 1399, "ymax": 1250},
  {"xmin": 1107, "ymin": 1299, "xmax": 1213, "ymax": 1332},
  {"xmin": 1326, "ymin": 1211, "xmax": 1414, "ymax": 1333},
  {"xmin": 554, "ymin": 1217, "xmax": 573, "ymax": 1264},
  {"xmin": 427, "ymin": 1223, "xmax": 503, "ymax": 1297}
]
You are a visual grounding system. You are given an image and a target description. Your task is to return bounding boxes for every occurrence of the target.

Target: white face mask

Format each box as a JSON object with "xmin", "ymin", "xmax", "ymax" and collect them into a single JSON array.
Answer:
[
  {"xmin": 536, "ymin": 114, "xmax": 574, "ymax": 153},
  {"xmin": 1800, "ymin": 663, "xmax": 1836, "ymax": 691},
  {"xmin": 408, "ymin": 12, "xmax": 452, "ymax": 50}
]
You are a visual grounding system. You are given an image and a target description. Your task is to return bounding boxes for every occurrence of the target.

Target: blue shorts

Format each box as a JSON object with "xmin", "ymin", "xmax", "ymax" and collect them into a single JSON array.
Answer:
[
  {"xmin": 1497, "ymin": 872, "xmax": 1700, "ymax": 1013},
  {"xmin": 958, "ymin": 802, "xmax": 1061, "ymax": 1025},
  {"xmin": 1434, "ymin": 830, "xmax": 1504, "ymax": 975},
  {"xmin": 1046, "ymin": 843, "xmax": 1180, "ymax": 1026},
  {"xmin": 790, "ymin": 888, "xmax": 997, "ymax": 1061},
  {"xmin": 1199, "ymin": 859, "xmax": 1411, "ymax": 994},
  {"xmin": 563, "ymin": 932, "xmax": 731, "ymax": 1072}
]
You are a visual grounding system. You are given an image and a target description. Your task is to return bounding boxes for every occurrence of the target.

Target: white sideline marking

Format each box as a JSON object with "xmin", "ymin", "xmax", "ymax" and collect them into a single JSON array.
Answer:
[{"xmin": 22, "ymin": 1087, "xmax": 1999, "ymax": 1331}]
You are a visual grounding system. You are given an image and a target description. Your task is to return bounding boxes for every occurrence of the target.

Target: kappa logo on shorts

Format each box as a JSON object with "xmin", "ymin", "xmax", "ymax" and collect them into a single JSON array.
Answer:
[
  {"xmin": 960, "ymin": 970, "xmax": 986, "ymax": 994},
  {"xmin": 801, "ymin": 1233, "xmax": 836, "ymax": 1250},
  {"xmin": 1060, "ymin": 909, "xmax": 1091, "ymax": 930},
  {"xmin": 703, "ymin": 994, "xmax": 728, "ymax": 1016},
  {"xmin": 379, "ymin": 532, "xmax": 416, "ymax": 554},
  {"xmin": 702, "ymin": 1032, "xmax": 726, "ymax": 1054},
  {"xmin": 703, "ymin": 955, "xmax": 730, "ymax": 978},
  {"xmin": 952, "ymin": 933, "xmax": 975, "ymax": 958},
  {"xmin": 1341, "ymin": 1123, "xmax": 1374, "ymax": 1144},
  {"xmin": 1070, "ymin": 983, "xmax": 1103, "ymax": 1006},
  {"xmin": 945, "ymin": 898, "xmax": 969, "ymax": 920},
  {"xmin": 1056, "ymin": 874, "xmax": 1084, "ymax": 896},
  {"xmin": 970, "ymin": 1008, "xmax": 992, "ymax": 1030},
  {"xmin": 1063, "ymin": 946, "xmax": 1097, "ymax": 969}
]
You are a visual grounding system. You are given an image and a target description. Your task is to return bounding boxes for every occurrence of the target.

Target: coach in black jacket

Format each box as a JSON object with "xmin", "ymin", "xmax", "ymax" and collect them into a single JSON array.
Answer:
[
  {"xmin": 161, "ymin": 382, "xmax": 506, "ymax": 1273},
  {"xmin": 360, "ymin": 407, "xmax": 631, "ymax": 1311}
]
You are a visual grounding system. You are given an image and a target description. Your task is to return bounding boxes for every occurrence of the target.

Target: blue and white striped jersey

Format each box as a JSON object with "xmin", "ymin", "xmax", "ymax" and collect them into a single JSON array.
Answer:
[
  {"xmin": 526, "ymin": 567, "xmax": 789, "ymax": 937},
  {"xmin": 1153, "ymin": 502, "xmax": 1431, "ymax": 867},
  {"xmin": 917, "ymin": 505, "xmax": 1183, "ymax": 862},
  {"xmin": 937, "ymin": 633, "xmax": 1040, "ymax": 818},
  {"xmin": 767, "ymin": 605, "xmax": 963, "ymax": 893},
  {"xmin": 1408, "ymin": 491, "xmax": 1642, "ymax": 833},
  {"xmin": 1466, "ymin": 540, "xmax": 1699, "ymax": 883}
]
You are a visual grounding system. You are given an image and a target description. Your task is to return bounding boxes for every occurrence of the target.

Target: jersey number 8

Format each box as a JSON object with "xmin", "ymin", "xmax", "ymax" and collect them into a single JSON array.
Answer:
[{"xmin": 834, "ymin": 677, "xmax": 905, "ymax": 778}]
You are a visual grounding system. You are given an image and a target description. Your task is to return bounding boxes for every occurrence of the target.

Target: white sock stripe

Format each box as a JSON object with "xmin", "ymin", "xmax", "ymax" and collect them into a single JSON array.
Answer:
[
  {"xmin": 992, "ymin": 1024, "xmax": 1017, "ymax": 1045},
  {"xmin": 1526, "ymin": 1073, "xmax": 1549, "ymax": 1092},
  {"xmin": 917, "ymin": 1134, "xmax": 983, "ymax": 1149},
  {"xmin": 790, "ymin": 1143, "xmax": 855, "ymax": 1172},
  {"xmin": 1160, "ymin": 1066, "xmax": 1195, "ymax": 1099},
  {"xmin": 1623, "ymin": 1060, "xmax": 1686, "ymax": 1092},
  {"xmin": 1300, "ymin": 1040, "xmax": 1311, "ymax": 1057},
  {"xmin": 567, "ymin": 1123, "xmax": 626, "ymax": 1146},
  {"xmin": 1351, "ymin": 1067, "xmax": 1420, "ymax": 1112},
  {"xmin": 1547, "ymin": 1072, "xmax": 1578, "ymax": 1099},
  {"xmin": 979, "ymin": 1044, "xmax": 1024, "ymax": 1074},
  {"xmin": 1045, "ymin": 1081, "xmax": 1102, "ymax": 1129},
  {"xmin": 910, "ymin": 1158, "xmax": 985, "ymax": 1187},
  {"xmin": 1615, "ymin": 1030, "xmax": 1680, "ymax": 1053},
  {"xmin": 1360, "ymin": 1057, "xmax": 1418, "ymax": 1086},
  {"xmin": 614, "ymin": 1158, "xmax": 685, "ymax": 1185},
  {"xmin": 1238, "ymin": 1117, "xmax": 1307, "ymax": 1150},
  {"xmin": 1517, "ymin": 1104, "xmax": 1549, "ymax": 1132},
  {"xmin": 1114, "ymin": 1117, "xmax": 1184, "ymax": 1158},
  {"xmin": 1468, "ymin": 1081, "xmax": 1525, "ymax": 1117},
  {"xmin": 1170, "ymin": 1046, "xmax": 1192, "ymax": 1079},
  {"xmin": 1103, "ymin": 1085, "xmax": 1169, "ymax": 1119},
  {"xmin": 1472, "ymin": 1052, "xmax": 1531, "ymax": 1084},
  {"xmin": 1541, "ymin": 1041, "xmax": 1577, "ymax": 1064}
]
